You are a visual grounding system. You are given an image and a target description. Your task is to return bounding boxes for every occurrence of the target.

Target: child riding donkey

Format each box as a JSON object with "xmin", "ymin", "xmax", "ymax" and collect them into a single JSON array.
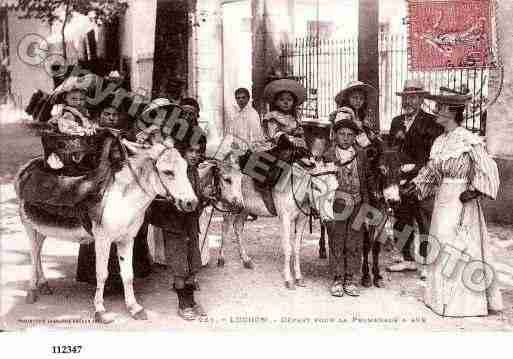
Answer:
[
  {"xmin": 45, "ymin": 75, "xmax": 100, "ymax": 173},
  {"xmin": 26, "ymin": 73, "xmax": 128, "ymax": 235},
  {"xmin": 239, "ymin": 77, "xmax": 314, "ymax": 189}
]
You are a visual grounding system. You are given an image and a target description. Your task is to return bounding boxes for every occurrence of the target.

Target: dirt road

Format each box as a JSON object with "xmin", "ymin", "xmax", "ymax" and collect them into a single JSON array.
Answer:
[{"xmin": 1, "ymin": 122, "xmax": 513, "ymax": 332}]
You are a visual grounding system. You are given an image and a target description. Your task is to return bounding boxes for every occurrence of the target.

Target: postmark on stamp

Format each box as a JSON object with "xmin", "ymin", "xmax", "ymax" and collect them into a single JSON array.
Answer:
[{"xmin": 408, "ymin": 0, "xmax": 495, "ymax": 70}]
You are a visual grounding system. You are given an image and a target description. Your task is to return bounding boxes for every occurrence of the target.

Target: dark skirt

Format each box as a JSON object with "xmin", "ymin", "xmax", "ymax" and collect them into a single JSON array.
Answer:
[{"xmin": 76, "ymin": 221, "xmax": 152, "ymax": 287}]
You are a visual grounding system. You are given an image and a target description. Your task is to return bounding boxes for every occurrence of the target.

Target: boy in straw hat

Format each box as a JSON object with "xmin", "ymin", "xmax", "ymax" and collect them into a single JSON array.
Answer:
[
  {"xmin": 387, "ymin": 79, "xmax": 443, "ymax": 274},
  {"xmin": 323, "ymin": 107, "xmax": 377, "ymax": 297}
]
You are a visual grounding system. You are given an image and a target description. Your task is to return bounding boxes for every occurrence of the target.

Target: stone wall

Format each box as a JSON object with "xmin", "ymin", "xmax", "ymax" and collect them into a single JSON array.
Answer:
[
  {"xmin": 119, "ymin": 0, "xmax": 157, "ymax": 97},
  {"xmin": 194, "ymin": 0, "xmax": 224, "ymax": 143},
  {"xmin": 482, "ymin": 158, "xmax": 513, "ymax": 224},
  {"xmin": 482, "ymin": 0, "xmax": 513, "ymax": 224},
  {"xmin": 7, "ymin": 13, "xmax": 55, "ymax": 109}
]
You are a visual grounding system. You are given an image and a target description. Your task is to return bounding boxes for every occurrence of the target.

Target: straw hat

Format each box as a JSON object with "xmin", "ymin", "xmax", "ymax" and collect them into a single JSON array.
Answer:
[
  {"xmin": 335, "ymin": 80, "xmax": 377, "ymax": 107},
  {"xmin": 302, "ymin": 117, "xmax": 332, "ymax": 130},
  {"xmin": 425, "ymin": 87, "xmax": 472, "ymax": 107},
  {"xmin": 331, "ymin": 106, "xmax": 361, "ymax": 133},
  {"xmin": 263, "ymin": 79, "xmax": 307, "ymax": 105},
  {"xmin": 140, "ymin": 98, "xmax": 178, "ymax": 119},
  {"xmin": 52, "ymin": 73, "xmax": 98, "ymax": 103},
  {"xmin": 395, "ymin": 79, "xmax": 430, "ymax": 96}
]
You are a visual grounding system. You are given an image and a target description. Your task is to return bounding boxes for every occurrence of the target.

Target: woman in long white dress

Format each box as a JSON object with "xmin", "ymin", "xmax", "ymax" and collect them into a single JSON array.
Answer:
[{"xmin": 403, "ymin": 91, "xmax": 503, "ymax": 317}]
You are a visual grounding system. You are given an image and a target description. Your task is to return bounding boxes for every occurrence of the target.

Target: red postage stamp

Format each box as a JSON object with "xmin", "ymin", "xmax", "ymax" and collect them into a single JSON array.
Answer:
[{"xmin": 408, "ymin": 0, "xmax": 494, "ymax": 70}]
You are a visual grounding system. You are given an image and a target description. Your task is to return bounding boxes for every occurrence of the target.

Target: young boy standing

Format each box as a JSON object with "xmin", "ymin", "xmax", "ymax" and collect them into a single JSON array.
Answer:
[
  {"xmin": 324, "ymin": 108, "xmax": 377, "ymax": 298},
  {"xmin": 145, "ymin": 104, "xmax": 208, "ymax": 321}
]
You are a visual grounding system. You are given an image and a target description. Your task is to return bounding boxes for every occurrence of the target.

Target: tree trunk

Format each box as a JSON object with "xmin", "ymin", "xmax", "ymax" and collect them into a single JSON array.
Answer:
[{"xmin": 61, "ymin": 0, "xmax": 71, "ymax": 60}]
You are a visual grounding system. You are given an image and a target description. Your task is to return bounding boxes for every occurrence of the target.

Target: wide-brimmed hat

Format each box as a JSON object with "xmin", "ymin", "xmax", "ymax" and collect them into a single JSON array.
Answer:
[
  {"xmin": 425, "ymin": 87, "xmax": 472, "ymax": 107},
  {"xmin": 140, "ymin": 98, "xmax": 179, "ymax": 119},
  {"xmin": 335, "ymin": 80, "xmax": 377, "ymax": 107},
  {"xmin": 52, "ymin": 73, "xmax": 98, "ymax": 103},
  {"xmin": 395, "ymin": 79, "xmax": 430, "ymax": 96},
  {"xmin": 302, "ymin": 117, "xmax": 332, "ymax": 130},
  {"xmin": 331, "ymin": 107, "xmax": 361, "ymax": 133},
  {"xmin": 263, "ymin": 79, "xmax": 307, "ymax": 105}
]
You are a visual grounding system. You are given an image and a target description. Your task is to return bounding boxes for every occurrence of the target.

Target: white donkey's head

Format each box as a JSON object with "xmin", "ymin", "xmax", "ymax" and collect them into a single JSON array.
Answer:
[
  {"xmin": 198, "ymin": 158, "xmax": 244, "ymax": 211},
  {"xmin": 122, "ymin": 138, "xmax": 198, "ymax": 212}
]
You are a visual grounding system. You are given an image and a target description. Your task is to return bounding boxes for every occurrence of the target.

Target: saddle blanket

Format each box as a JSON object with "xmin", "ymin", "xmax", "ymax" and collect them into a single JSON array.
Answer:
[
  {"xmin": 19, "ymin": 156, "xmax": 112, "ymax": 209},
  {"xmin": 241, "ymin": 176, "xmax": 277, "ymax": 216}
]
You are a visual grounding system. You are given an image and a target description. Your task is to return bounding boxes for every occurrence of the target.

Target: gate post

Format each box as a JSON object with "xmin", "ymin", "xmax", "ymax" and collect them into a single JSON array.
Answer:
[{"xmin": 358, "ymin": 0, "xmax": 380, "ymax": 130}]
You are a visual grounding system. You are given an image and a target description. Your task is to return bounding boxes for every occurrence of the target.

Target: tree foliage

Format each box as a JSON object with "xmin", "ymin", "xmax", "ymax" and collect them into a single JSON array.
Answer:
[{"xmin": 15, "ymin": 0, "xmax": 128, "ymax": 25}]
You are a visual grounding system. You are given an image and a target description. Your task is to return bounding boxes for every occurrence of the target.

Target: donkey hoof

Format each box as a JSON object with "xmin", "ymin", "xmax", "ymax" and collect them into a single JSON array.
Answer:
[
  {"xmin": 94, "ymin": 311, "xmax": 115, "ymax": 324},
  {"xmin": 131, "ymin": 308, "xmax": 148, "ymax": 321},
  {"xmin": 217, "ymin": 258, "xmax": 225, "ymax": 267},
  {"xmin": 295, "ymin": 278, "xmax": 306, "ymax": 287},
  {"xmin": 25, "ymin": 289, "xmax": 38, "ymax": 304},
  {"xmin": 243, "ymin": 260, "xmax": 254, "ymax": 269},
  {"xmin": 319, "ymin": 250, "xmax": 327, "ymax": 259},
  {"xmin": 38, "ymin": 282, "xmax": 53, "ymax": 295},
  {"xmin": 284, "ymin": 281, "xmax": 296, "ymax": 290}
]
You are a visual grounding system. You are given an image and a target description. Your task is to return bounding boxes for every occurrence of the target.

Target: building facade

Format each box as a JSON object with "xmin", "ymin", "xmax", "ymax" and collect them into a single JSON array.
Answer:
[{"xmin": 2, "ymin": 0, "xmax": 512, "ymax": 223}]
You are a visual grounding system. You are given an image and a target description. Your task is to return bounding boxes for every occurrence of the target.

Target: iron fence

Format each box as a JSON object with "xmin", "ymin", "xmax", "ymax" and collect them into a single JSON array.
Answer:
[
  {"xmin": 380, "ymin": 33, "xmax": 488, "ymax": 135},
  {"xmin": 280, "ymin": 33, "xmax": 489, "ymax": 135},
  {"xmin": 279, "ymin": 37, "xmax": 358, "ymax": 121}
]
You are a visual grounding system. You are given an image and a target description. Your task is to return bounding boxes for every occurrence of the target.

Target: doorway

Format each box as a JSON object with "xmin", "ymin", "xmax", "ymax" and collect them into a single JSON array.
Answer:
[{"xmin": 152, "ymin": 0, "xmax": 190, "ymax": 100}]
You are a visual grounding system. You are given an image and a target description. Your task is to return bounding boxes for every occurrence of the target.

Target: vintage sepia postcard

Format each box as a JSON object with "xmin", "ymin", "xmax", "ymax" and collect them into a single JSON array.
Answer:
[{"xmin": 1, "ymin": 1, "xmax": 513, "ymax": 352}]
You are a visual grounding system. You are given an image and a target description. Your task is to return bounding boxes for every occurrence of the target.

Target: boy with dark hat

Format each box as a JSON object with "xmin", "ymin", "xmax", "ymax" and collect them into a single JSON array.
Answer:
[{"xmin": 324, "ymin": 107, "xmax": 377, "ymax": 297}]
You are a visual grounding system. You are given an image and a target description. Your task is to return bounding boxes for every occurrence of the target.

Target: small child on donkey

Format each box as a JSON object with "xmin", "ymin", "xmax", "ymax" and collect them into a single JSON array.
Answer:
[
  {"xmin": 243, "ymin": 78, "xmax": 313, "ymax": 188},
  {"xmin": 262, "ymin": 78, "xmax": 312, "ymax": 164},
  {"xmin": 324, "ymin": 108, "xmax": 378, "ymax": 298},
  {"xmin": 46, "ymin": 76, "xmax": 98, "ymax": 171}
]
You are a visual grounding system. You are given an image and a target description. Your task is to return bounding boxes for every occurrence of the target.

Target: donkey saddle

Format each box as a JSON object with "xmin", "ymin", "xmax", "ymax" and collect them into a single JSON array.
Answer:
[{"xmin": 18, "ymin": 136, "xmax": 118, "ymax": 233}]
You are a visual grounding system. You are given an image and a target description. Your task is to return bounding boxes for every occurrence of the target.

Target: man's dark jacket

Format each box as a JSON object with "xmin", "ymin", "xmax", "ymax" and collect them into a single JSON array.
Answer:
[{"xmin": 389, "ymin": 110, "xmax": 443, "ymax": 180}]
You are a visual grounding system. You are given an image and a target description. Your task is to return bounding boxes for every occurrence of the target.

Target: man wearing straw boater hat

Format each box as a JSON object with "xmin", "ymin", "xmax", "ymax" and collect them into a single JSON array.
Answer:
[{"xmin": 387, "ymin": 80, "xmax": 443, "ymax": 275}]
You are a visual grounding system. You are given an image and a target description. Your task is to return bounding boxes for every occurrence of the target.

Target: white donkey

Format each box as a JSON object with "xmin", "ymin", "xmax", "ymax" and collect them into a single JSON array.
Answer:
[
  {"xmin": 220, "ymin": 161, "xmax": 338, "ymax": 289},
  {"xmin": 15, "ymin": 138, "xmax": 198, "ymax": 323}
]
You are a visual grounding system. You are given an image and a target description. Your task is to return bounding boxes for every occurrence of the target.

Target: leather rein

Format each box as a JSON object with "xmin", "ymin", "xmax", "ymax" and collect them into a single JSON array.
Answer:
[
  {"xmin": 119, "ymin": 138, "xmax": 176, "ymax": 204},
  {"xmin": 290, "ymin": 162, "xmax": 338, "ymax": 228},
  {"xmin": 202, "ymin": 158, "xmax": 242, "ymax": 214}
]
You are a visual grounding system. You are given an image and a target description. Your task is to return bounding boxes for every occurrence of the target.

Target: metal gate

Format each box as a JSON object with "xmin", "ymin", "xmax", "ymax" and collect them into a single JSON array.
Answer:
[
  {"xmin": 280, "ymin": 33, "xmax": 489, "ymax": 134},
  {"xmin": 379, "ymin": 33, "xmax": 489, "ymax": 134},
  {"xmin": 279, "ymin": 37, "xmax": 358, "ymax": 121}
]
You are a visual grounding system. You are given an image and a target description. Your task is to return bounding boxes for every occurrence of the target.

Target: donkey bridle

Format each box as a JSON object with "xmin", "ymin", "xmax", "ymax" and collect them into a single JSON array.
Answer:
[
  {"xmin": 120, "ymin": 140, "xmax": 176, "ymax": 204},
  {"xmin": 290, "ymin": 162, "xmax": 338, "ymax": 220}
]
